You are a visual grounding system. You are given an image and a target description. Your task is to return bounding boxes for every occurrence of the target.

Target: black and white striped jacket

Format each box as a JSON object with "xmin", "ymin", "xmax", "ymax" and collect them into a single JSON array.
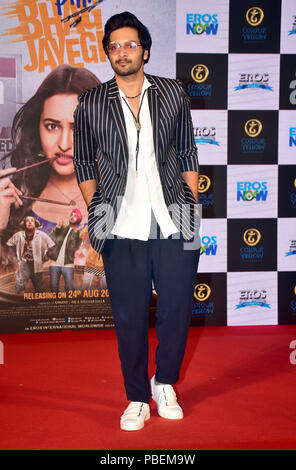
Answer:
[{"xmin": 73, "ymin": 74, "xmax": 199, "ymax": 254}]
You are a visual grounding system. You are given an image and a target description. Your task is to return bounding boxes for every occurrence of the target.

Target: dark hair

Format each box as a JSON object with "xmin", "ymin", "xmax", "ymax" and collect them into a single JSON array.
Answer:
[
  {"xmin": 102, "ymin": 11, "xmax": 152, "ymax": 64},
  {"xmin": 19, "ymin": 216, "xmax": 42, "ymax": 229},
  {"xmin": 1, "ymin": 65, "xmax": 100, "ymax": 244}
]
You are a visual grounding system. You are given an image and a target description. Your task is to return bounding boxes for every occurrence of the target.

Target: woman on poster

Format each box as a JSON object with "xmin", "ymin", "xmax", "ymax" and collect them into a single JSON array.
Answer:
[{"xmin": 0, "ymin": 65, "xmax": 102, "ymax": 290}]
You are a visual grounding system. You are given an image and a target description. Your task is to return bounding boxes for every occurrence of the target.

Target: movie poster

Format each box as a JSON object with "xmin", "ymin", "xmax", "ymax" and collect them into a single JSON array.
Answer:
[{"xmin": 0, "ymin": 0, "xmax": 176, "ymax": 333}]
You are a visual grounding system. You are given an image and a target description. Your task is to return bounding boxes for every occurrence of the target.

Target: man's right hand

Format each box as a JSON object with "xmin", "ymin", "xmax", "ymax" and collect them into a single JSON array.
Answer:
[{"xmin": 78, "ymin": 179, "xmax": 97, "ymax": 209}]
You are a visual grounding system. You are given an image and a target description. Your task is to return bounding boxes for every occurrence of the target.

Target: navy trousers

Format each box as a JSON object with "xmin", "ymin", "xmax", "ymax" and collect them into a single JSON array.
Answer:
[{"xmin": 102, "ymin": 224, "xmax": 200, "ymax": 404}]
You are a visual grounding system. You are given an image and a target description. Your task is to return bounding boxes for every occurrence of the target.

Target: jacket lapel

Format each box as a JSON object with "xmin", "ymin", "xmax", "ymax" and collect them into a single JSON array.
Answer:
[
  {"xmin": 146, "ymin": 75, "xmax": 162, "ymax": 170},
  {"xmin": 107, "ymin": 75, "xmax": 164, "ymax": 173},
  {"xmin": 107, "ymin": 77, "xmax": 129, "ymax": 173}
]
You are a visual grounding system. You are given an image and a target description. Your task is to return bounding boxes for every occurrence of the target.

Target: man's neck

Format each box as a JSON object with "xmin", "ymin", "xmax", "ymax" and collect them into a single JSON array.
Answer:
[
  {"xmin": 69, "ymin": 223, "xmax": 79, "ymax": 232},
  {"xmin": 115, "ymin": 70, "xmax": 145, "ymax": 97}
]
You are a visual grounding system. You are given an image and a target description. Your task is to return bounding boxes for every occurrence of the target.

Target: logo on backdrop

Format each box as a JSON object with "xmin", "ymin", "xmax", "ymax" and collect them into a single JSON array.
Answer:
[
  {"xmin": 243, "ymin": 228, "xmax": 261, "ymax": 246},
  {"xmin": 194, "ymin": 283, "xmax": 211, "ymax": 301},
  {"xmin": 186, "ymin": 13, "xmax": 219, "ymax": 35},
  {"xmin": 289, "ymin": 15, "xmax": 296, "ymax": 36},
  {"xmin": 200, "ymin": 236, "xmax": 217, "ymax": 256},
  {"xmin": 236, "ymin": 289, "xmax": 271, "ymax": 309},
  {"xmin": 289, "ymin": 127, "xmax": 296, "ymax": 147},
  {"xmin": 227, "ymin": 111, "xmax": 278, "ymax": 164},
  {"xmin": 229, "ymin": 1, "xmax": 281, "ymax": 53},
  {"xmin": 289, "ymin": 73, "xmax": 296, "ymax": 105},
  {"xmin": 197, "ymin": 166, "xmax": 226, "ymax": 217},
  {"xmin": 177, "ymin": 53, "xmax": 228, "ymax": 110},
  {"xmin": 286, "ymin": 240, "xmax": 296, "ymax": 257},
  {"xmin": 241, "ymin": 119, "xmax": 264, "ymax": 154},
  {"xmin": 285, "ymin": 177, "xmax": 296, "ymax": 210},
  {"xmin": 291, "ymin": 178, "xmax": 296, "ymax": 209},
  {"xmin": 188, "ymin": 64, "xmax": 212, "ymax": 98},
  {"xmin": 191, "ymin": 274, "xmax": 226, "ymax": 325},
  {"xmin": 245, "ymin": 119, "xmax": 263, "ymax": 137},
  {"xmin": 235, "ymin": 73, "xmax": 273, "ymax": 91},
  {"xmin": 194, "ymin": 126, "xmax": 220, "ymax": 146},
  {"xmin": 240, "ymin": 228, "xmax": 264, "ymax": 262},
  {"xmin": 228, "ymin": 219, "xmax": 277, "ymax": 272},
  {"xmin": 199, "ymin": 175, "xmax": 211, "ymax": 193},
  {"xmin": 237, "ymin": 182, "xmax": 268, "ymax": 202},
  {"xmin": 246, "ymin": 7, "xmax": 264, "ymax": 26},
  {"xmin": 198, "ymin": 174, "xmax": 213, "ymax": 208},
  {"xmin": 192, "ymin": 283, "xmax": 213, "ymax": 317},
  {"xmin": 191, "ymin": 64, "xmax": 209, "ymax": 83},
  {"xmin": 242, "ymin": 7, "xmax": 266, "ymax": 43}
]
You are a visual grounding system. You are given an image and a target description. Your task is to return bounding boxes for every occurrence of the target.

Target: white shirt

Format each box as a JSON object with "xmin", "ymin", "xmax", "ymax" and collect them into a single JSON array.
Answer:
[{"xmin": 111, "ymin": 77, "xmax": 179, "ymax": 240}]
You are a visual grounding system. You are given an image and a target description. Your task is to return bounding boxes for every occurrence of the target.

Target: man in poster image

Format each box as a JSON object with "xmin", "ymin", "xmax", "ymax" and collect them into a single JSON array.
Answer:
[
  {"xmin": 74, "ymin": 12, "xmax": 200, "ymax": 431},
  {"xmin": 6, "ymin": 215, "xmax": 55, "ymax": 294},
  {"xmin": 48, "ymin": 208, "xmax": 83, "ymax": 292}
]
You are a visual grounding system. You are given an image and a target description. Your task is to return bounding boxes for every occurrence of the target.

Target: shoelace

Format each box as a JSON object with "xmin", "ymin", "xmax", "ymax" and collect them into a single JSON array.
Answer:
[
  {"xmin": 138, "ymin": 403, "xmax": 144, "ymax": 416},
  {"xmin": 123, "ymin": 402, "xmax": 146, "ymax": 417},
  {"xmin": 160, "ymin": 386, "xmax": 177, "ymax": 406}
]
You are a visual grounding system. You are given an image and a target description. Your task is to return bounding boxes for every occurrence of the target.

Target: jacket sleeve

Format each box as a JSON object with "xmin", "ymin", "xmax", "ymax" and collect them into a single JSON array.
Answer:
[
  {"xmin": 73, "ymin": 93, "xmax": 98, "ymax": 184},
  {"xmin": 75, "ymin": 231, "xmax": 82, "ymax": 250},
  {"xmin": 6, "ymin": 234, "xmax": 15, "ymax": 247},
  {"xmin": 175, "ymin": 80, "xmax": 199, "ymax": 173},
  {"xmin": 49, "ymin": 225, "xmax": 63, "ymax": 242}
]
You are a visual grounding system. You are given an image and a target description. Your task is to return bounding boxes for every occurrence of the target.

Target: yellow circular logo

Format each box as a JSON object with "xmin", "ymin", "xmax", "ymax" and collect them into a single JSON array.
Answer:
[
  {"xmin": 243, "ymin": 228, "xmax": 261, "ymax": 246},
  {"xmin": 246, "ymin": 7, "xmax": 264, "ymax": 26},
  {"xmin": 244, "ymin": 119, "xmax": 263, "ymax": 138},
  {"xmin": 198, "ymin": 175, "xmax": 211, "ymax": 193},
  {"xmin": 191, "ymin": 64, "xmax": 209, "ymax": 83},
  {"xmin": 194, "ymin": 283, "xmax": 211, "ymax": 301}
]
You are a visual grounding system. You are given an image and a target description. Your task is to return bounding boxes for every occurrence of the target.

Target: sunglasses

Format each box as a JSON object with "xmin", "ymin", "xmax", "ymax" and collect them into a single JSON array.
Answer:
[{"xmin": 108, "ymin": 41, "xmax": 142, "ymax": 54}]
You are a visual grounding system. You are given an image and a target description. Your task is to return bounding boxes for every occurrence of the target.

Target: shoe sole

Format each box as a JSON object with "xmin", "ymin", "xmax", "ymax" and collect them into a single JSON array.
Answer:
[{"xmin": 158, "ymin": 410, "xmax": 183, "ymax": 420}]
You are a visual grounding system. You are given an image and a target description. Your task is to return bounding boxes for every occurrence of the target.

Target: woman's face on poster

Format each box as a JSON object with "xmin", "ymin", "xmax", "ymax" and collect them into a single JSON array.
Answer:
[{"xmin": 39, "ymin": 93, "xmax": 78, "ymax": 177}]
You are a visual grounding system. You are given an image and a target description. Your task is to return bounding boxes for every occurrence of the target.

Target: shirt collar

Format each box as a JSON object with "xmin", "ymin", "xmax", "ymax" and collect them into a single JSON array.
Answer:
[{"xmin": 118, "ymin": 76, "xmax": 151, "ymax": 99}]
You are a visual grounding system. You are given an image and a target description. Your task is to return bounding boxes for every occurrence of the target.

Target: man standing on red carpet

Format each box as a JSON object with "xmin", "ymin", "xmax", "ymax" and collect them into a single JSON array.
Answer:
[{"xmin": 74, "ymin": 11, "xmax": 200, "ymax": 431}]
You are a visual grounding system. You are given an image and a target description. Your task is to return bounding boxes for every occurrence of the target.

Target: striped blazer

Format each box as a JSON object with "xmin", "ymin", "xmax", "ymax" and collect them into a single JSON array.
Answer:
[{"xmin": 73, "ymin": 73, "xmax": 199, "ymax": 254}]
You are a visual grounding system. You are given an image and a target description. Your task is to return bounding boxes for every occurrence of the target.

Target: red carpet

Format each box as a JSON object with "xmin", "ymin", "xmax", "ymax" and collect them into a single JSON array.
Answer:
[{"xmin": 0, "ymin": 325, "xmax": 296, "ymax": 450}]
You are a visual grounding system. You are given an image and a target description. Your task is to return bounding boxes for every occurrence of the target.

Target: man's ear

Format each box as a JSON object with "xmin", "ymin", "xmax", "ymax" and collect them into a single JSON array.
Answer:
[{"xmin": 144, "ymin": 50, "xmax": 149, "ymax": 62}]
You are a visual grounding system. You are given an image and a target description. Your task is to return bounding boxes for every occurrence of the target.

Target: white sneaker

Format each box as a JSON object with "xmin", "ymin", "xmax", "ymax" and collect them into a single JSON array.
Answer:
[
  {"xmin": 120, "ymin": 401, "xmax": 150, "ymax": 431},
  {"xmin": 151, "ymin": 376, "xmax": 183, "ymax": 420}
]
